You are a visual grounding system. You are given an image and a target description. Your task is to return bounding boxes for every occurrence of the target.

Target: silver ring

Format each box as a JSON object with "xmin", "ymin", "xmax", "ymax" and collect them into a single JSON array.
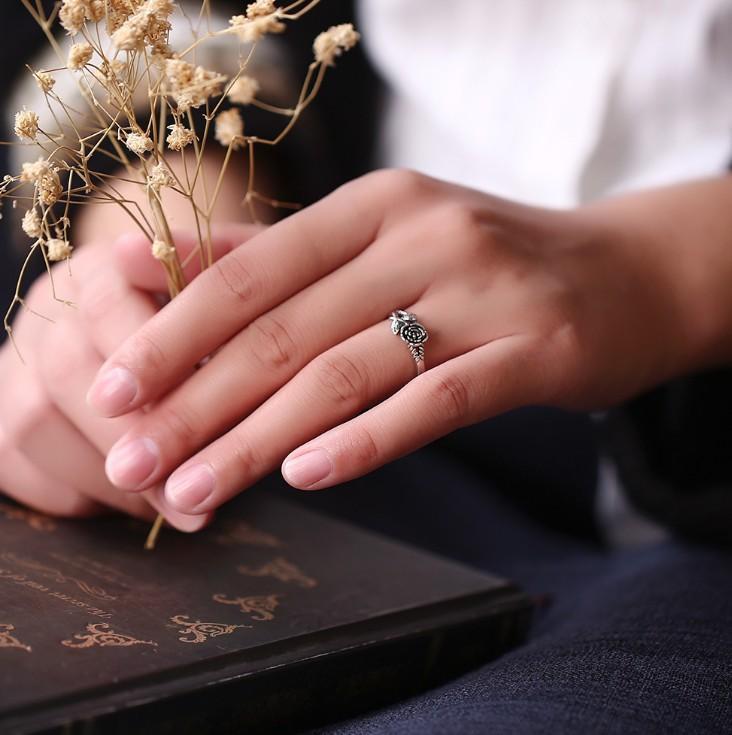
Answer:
[{"xmin": 389, "ymin": 310, "xmax": 429, "ymax": 376}]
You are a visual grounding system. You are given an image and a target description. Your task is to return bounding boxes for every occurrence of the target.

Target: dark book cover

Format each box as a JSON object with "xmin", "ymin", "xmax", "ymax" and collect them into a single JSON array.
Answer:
[{"xmin": 0, "ymin": 491, "xmax": 531, "ymax": 734}]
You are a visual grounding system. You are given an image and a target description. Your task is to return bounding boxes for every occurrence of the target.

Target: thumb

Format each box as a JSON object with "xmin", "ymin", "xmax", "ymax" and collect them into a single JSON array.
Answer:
[{"xmin": 113, "ymin": 222, "xmax": 264, "ymax": 293}]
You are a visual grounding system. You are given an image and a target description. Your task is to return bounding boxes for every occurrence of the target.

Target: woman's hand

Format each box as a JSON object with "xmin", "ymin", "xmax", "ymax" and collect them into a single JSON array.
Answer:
[
  {"xmin": 0, "ymin": 225, "xmax": 256, "ymax": 527},
  {"xmin": 87, "ymin": 170, "xmax": 732, "ymax": 526}
]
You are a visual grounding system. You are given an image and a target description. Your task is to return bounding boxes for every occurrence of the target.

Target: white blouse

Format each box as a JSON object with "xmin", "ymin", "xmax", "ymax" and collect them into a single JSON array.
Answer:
[{"xmin": 360, "ymin": 0, "xmax": 732, "ymax": 207}]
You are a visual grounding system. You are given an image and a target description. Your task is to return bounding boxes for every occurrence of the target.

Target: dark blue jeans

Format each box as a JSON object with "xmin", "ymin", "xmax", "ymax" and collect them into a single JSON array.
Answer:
[{"xmin": 292, "ymin": 411, "xmax": 732, "ymax": 734}]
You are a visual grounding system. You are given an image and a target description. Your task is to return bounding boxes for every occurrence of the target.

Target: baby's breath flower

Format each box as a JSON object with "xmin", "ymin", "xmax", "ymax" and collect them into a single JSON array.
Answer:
[
  {"xmin": 68, "ymin": 42, "xmax": 94, "ymax": 70},
  {"xmin": 21, "ymin": 209, "xmax": 43, "ymax": 239},
  {"xmin": 124, "ymin": 131, "xmax": 154, "ymax": 156},
  {"xmin": 228, "ymin": 76, "xmax": 260, "ymax": 105},
  {"xmin": 229, "ymin": 13, "xmax": 285, "ymax": 43},
  {"xmin": 165, "ymin": 58, "xmax": 227, "ymax": 112},
  {"xmin": 313, "ymin": 23, "xmax": 360, "ymax": 66},
  {"xmin": 214, "ymin": 109, "xmax": 245, "ymax": 149},
  {"xmin": 147, "ymin": 162, "xmax": 174, "ymax": 190},
  {"xmin": 246, "ymin": 0, "xmax": 276, "ymax": 18},
  {"xmin": 59, "ymin": 0, "xmax": 105, "ymax": 35},
  {"xmin": 34, "ymin": 71, "xmax": 56, "ymax": 94},
  {"xmin": 111, "ymin": 0, "xmax": 174, "ymax": 51},
  {"xmin": 21, "ymin": 159, "xmax": 63, "ymax": 207},
  {"xmin": 46, "ymin": 238, "xmax": 73, "ymax": 262},
  {"xmin": 107, "ymin": 0, "xmax": 145, "ymax": 32},
  {"xmin": 14, "ymin": 109, "xmax": 40, "ymax": 142},
  {"xmin": 166, "ymin": 123, "xmax": 196, "ymax": 151},
  {"xmin": 151, "ymin": 238, "xmax": 176, "ymax": 262}
]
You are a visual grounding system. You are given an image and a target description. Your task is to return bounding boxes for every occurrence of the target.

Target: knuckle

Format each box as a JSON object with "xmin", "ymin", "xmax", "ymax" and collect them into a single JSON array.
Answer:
[
  {"xmin": 228, "ymin": 434, "xmax": 265, "ymax": 484},
  {"xmin": 423, "ymin": 371, "xmax": 472, "ymax": 426},
  {"xmin": 7, "ymin": 388, "xmax": 54, "ymax": 449},
  {"xmin": 378, "ymin": 168, "xmax": 430, "ymax": 199},
  {"xmin": 76, "ymin": 275, "xmax": 124, "ymax": 323},
  {"xmin": 348, "ymin": 424, "xmax": 381, "ymax": 468},
  {"xmin": 126, "ymin": 332, "xmax": 168, "ymax": 376},
  {"xmin": 311, "ymin": 350, "xmax": 370, "ymax": 407},
  {"xmin": 246, "ymin": 314, "xmax": 298, "ymax": 372},
  {"xmin": 211, "ymin": 253, "xmax": 260, "ymax": 305},
  {"xmin": 38, "ymin": 321, "xmax": 86, "ymax": 388},
  {"xmin": 154, "ymin": 402, "xmax": 203, "ymax": 450}
]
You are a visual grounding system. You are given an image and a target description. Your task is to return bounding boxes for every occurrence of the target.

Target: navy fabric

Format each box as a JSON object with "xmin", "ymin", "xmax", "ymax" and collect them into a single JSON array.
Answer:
[{"xmin": 275, "ymin": 412, "xmax": 732, "ymax": 735}]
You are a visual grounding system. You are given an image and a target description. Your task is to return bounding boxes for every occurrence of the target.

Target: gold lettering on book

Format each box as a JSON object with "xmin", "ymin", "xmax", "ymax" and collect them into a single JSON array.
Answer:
[
  {"xmin": 0, "ymin": 624, "xmax": 31, "ymax": 652},
  {"xmin": 213, "ymin": 520, "xmax": 282, "ymax": 549},
  {"xmin": 213, "ymin": 594, "xmax": 282, "ymax": 621},
  {"xmin": 0, "ymin": 568, "xmax": 113, "ymax": 619},
  {"xmin": 1, "ymin": 552, "xmax": 116, "ymax": 601},
  {"xmin": 61, "ymin": 623, "xmax": 157, "ymax": 649},
  {"xmin": 237, "ymin": 557, "xmax": 317, "ymax": 589},
  {"xmin": 169, "ymin": 615, "xmax": 250, "ymax": 644},
  {"xmin": 0, "ymin": 501, "xmax": 56, "ymax": 532}
]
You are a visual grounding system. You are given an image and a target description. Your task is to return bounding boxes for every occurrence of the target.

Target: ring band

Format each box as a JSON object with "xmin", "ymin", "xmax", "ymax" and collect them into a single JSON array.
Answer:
[{"xmin": 389, "ymin": 310, "xmax": 429, "ymax": 376}]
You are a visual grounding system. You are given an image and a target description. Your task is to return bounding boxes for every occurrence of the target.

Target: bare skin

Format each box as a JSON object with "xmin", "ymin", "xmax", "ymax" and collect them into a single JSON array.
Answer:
[{"xmin": 3, "ymin": 168, "xmax": 732, "ymax": 527}]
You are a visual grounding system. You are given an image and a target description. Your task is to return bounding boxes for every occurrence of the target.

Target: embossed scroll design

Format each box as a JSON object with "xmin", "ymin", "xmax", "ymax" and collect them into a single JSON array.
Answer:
[
  {"xmin": 0, "ymin": 624, "xmax": 31, "ymax": 652},
  {"xmin": 0, "ymin": 501, "xmax": 56, "ymax": 532},
  {"xmin": 1, "ymin": 552, "xmax": 116, "ymax": 601},
  {"xmin": 169, "ymin": 615, "xmax": 250, "ymax": 644},
  {"xmin": 237, "ymin": 557, "xmax": 318, "ymax": 589},
  {"xmin": 61, "ymin": 623, "xmax": 157, "ymax": 649},
  {"xmin": 213, "ymin": 520, "xmax": 282, "ymax": 549},
  {"xmin": 212, "ymin": 594, "xmax": 282, "ymax": 622}
]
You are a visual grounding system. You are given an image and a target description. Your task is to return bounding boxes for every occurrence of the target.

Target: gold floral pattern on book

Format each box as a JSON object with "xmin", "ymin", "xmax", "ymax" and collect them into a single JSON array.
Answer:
[
  {"xmin": 0, "ymin": 502, "xmax": 56, "ymax": 532},
  {"xmin": 212, "ymin": 520, "xmax": 282, "ymax": 549},
  {"xmin": 212, "ymin": 594, "xmax": 282, "ymax": 621},
  {"xmin": 61, "ymin": 623, "xmax": 157, "ymax": 649},
  {"xmin": 169, "ymin": 615, "xmax": 250, "ymax": 644},
  {"xmin": 238, "ymin": 557, "xmax": 318, "ymax": 588},
  {"xmin": 0, "ymin": 624, "xmax": 31, "ymax": 652}
]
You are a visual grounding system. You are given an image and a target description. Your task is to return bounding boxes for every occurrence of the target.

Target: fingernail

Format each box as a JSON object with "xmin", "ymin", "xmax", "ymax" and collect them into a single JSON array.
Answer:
[
  {"xmin": 282, "ymin": 449, "xmax": 332, "ymax": 489},
  {"xmin": 106, "ymin": 438, "xmax": 159, "ymax": 490},
  {"xmin": 87, "ymin": 367, "xmax": 138, "ymax": 416},
  {"xmin": 166, "ymin": 464, "xmax": 215, "ymax": 513}
]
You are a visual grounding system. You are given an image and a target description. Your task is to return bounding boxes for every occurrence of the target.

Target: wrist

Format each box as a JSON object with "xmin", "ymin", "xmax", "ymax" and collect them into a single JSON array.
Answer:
[{"xmin": 580, "ymin": 178, "xmax": 732, "ymax": 377}]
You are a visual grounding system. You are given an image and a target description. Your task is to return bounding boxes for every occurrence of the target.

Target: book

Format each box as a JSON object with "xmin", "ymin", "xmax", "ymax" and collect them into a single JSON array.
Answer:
[{"xmin": 0, "ymin": 489, "xmax": 531, "ymax": 734}]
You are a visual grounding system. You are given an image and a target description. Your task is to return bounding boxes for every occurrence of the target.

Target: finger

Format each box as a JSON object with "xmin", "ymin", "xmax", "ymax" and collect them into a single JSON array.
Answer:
[
  {"xmin": 153, "ymin": 299, "xmax": 492, "ymax": 515},
  {"xmin": 87, "ymin": 172, "xmax": 401, "ymax": 417},
  {"xmin": 282, "ymin": 336, "xmax": 546, "ymax": 490},
  {"xmin": 5, "ymin": 322, "xmax": 155, "ymax": 520},
  {"xmin": 36, "ymin": 318, "xmax": 211, "ymax": 532},
  {"xmin": 0, "ymin": 430, "xmax": 102, "ymax": 519},
  {"xmin": 114, "ymin": 223, "xmax": 264, "ymax": 293},
  {"xmin": 100, "ymin": 235, "xmax": 431, "ymax": 493}
]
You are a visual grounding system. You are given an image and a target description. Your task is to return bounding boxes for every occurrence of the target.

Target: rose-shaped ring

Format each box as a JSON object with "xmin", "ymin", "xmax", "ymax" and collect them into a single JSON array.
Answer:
[{"xmin": 389, "ymin": 310, "xmax": 430, "ymax": 376}]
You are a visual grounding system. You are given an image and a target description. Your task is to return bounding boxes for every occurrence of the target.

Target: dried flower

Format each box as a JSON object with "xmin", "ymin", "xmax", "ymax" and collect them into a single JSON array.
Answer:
[
  {"xmin": 151, "ymin": 238, "xmax": 176, "ymax": 262},
  {"xmin": 14, "ymin": 109, "xmax": 40, "ymax": 142},
  {"xmin": 214, "ymin": 109, "xmax": 244, "ymax": 149},
  {"xmin": 124, "ymin": 131, "xmax": 154, "ymax": 156},
  {"xmin": 313, "ymin": 24, "xmax": 360, "ymax": 66},
  {"xmin": 20, "ymin": 158, "xmax": 63, "ymax": 207},
  {"xmin": 147, "ymin": 162, "xmax": 174, "ymax": 190},
  {"xmin": 111, "ymin": 0, "xmax": 174, "ymax": 51},
  {"xmin": 228, "ymin": 76, "xmax": 260, "ymax": 105},
  {"xmin": 67, "ymin": 42, "xmax": 94, "ymax": 70},
  {"xmin": 164, "ymin": 58, "xmax": 227, "ymax": 112},
  {"xmin": 166, "ymin": 123, "xmax": 196, "ymax": 151},
  {"xmin": 246, "ymin": 0, "xmax": 276, "ymax": 18},
  {"xmin": 59, "ymin": 0, "xmax": 106, "ymax": 35},
  {"xmin": 34, "ymin": 71, "xmax": 56, "ymax": 94},
  {"xmin": 229, "ymin": 13, "xmax": 285, "ymax": 43},
  {"xmin": 46, "ymin": 238, "xmax": 73, "ymax": 261},
  {"xmin": 21, "ymin": 209, "xmax": 43, "ymax": 239}
]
